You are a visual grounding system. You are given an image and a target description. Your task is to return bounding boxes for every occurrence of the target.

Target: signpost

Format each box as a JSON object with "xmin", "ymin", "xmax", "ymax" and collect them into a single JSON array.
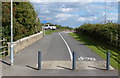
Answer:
[
  {"xmin": 42, "ymin": 3, "xmax": 47, "ymax": 36},
  {"xmin": 42, "ymin": 20, "xmax": 47, "ymax": 24},
  {"xmin": 42, "ymin": 20, "xmax": 47, "ymax": 36}
]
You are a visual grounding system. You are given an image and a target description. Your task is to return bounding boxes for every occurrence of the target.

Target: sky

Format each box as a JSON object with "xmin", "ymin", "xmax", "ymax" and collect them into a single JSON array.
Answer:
[{"xmin": 30, "ymin": 0, "xmax": 118, "ymax": 28}]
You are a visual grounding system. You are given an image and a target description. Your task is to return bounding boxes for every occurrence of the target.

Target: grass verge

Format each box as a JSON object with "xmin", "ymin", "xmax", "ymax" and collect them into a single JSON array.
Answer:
[
  {"xmin": 45, "ymin": 30, "xmax": 59, "ymax": 35},
  {"xmin": 69, "ymin": 33, "xmax": 119, "ymax": 70}
]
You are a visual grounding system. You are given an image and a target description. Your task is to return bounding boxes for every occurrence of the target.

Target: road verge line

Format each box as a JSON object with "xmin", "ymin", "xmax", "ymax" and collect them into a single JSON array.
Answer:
[{"xmin": 59, "ymin": 33, "xmax": 73, "ymax": 61}]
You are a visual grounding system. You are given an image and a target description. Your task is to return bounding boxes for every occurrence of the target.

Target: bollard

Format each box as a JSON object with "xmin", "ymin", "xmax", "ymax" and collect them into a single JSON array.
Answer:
[
  {"xmin": 38, "ymin": 51, "xmax": 42, "ymax": 70},
  {"xmin": 72, "ymin": 51, "xmax": 76, "ymax": 70},
  {"xmin": 106, "ymin": 52, "xmax": 110, "ymax": 70}
]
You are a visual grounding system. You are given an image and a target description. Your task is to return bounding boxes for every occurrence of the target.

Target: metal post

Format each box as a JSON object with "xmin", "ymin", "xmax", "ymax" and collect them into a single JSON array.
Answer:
[
  {"xmin": 42, "ymin": 3, "xmax": 47, "ymax": 36},
  {"xmin": 42, "ymin": 29, "xmax": 45, "ymax": 36},
  {"xmin": 10, "ymin": 0, "xmax": 14, "ymax": 65},
  {"xmin": 38, "ymin": 51, "xmax": 42, "ymax": 70},
  {"xmin": 72, "ymin": 52, "xmax": 76, "ymax": 70},
  {"xmin": 43, "ymin": 29, "xmax": 45, "ymax": 36},
  {"xmin": 106, "ymin": 52, "xmax": 110, "ymax": 70}
]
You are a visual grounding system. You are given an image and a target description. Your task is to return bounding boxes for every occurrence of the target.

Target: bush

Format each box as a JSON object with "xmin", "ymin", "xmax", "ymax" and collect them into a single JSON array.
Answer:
[{"xmin": 75, "ymin": 23, "xmax": 120, "ymax": 50}]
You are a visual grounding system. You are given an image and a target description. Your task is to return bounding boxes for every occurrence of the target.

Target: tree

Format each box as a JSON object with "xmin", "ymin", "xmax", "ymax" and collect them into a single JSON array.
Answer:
[{"xmin": 2, "ymin": 2, "xmax": 42, "ymax": 41}]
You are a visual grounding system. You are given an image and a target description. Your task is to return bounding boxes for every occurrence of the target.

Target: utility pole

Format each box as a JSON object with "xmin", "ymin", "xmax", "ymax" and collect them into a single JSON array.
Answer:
[{"xmin": 10, "ymin": 0, "xmax": 14, "ymax": 65}]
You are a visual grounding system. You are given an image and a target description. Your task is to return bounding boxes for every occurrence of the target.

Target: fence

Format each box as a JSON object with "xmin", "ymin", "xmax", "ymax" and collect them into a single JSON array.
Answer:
[{"xmin": 0, "ymin": 38, "xmax": 8, "ymax": 56}]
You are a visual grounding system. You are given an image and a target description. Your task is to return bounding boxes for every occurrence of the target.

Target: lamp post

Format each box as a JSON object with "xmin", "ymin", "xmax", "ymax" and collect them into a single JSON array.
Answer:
[
  {"xmin": 104, "ymin": 0, "xmax": 107, "ymax": 24},
  {"xmin": 10, "ymin": 0, "xmax": 14, "ymax": 65},
  {"xmin": 43, "ymin": 3, "xmax": 47, "ymax": 36}
]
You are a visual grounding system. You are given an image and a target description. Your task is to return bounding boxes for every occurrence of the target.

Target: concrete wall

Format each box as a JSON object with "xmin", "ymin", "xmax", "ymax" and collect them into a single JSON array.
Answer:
[{"xmin": 8, "ymin": 31, "xmax": 43, "ymax": 54}]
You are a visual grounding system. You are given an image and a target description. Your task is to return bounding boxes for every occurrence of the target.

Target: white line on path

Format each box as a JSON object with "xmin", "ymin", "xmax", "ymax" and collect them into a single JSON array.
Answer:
[
  {"xmin": 59, "ymin": 33, "xmax": 73, "ymax": 61},
  {"xmin": 78, "ymin": 57, "xmax": 96, "ymax": 61}
]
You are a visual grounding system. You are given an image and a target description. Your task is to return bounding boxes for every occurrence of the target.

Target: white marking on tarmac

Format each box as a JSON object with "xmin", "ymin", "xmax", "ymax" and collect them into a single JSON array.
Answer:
[
  {"xmin": 59, "ymin": 33, "xmax": 73, "ymax": 61},
  {"xmin": 78, "ymin": 57, "xmax": 96, "ymax": 61},
  {"xmin": 78, "ymin": 57, "xmax": 84, "ymax": 61}
]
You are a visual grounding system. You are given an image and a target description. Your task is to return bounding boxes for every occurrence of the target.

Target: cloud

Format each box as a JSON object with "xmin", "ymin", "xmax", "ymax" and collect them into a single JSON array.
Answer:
[
  {"xmin": 61, "ymin": 8, "xmax": 73, "ymax": 12},
  {"xmin": 77, "ymin": 17, "xmax": 97, "ymax": 22},
  {"xmin": 55, "ymin": 13, "xmax": 74, "ymax": 22},
  {"xmin": 77, "ymin": 17, "xmax": 86, "ymax": 22},
  {"xmin": 46, "ymin": 17, "xmax": 52, "ymax": 20},
  {"xmin": 56, "ymin": 14, "xmax": 72, "ymax": 18},
  {"xmin": 106, "ymin": 13, "xmax": 118, "ymax": 21},
  {"xmin": 56, "ymin": 18, "xmax": 66, "ymax": 22},
  {"xmin": 30, "ymin": 0, "xmax": 119, "ymax": 2},
  {"xmin": 31, "ymin": 2, "xmax": 118, "ymax": 27}
]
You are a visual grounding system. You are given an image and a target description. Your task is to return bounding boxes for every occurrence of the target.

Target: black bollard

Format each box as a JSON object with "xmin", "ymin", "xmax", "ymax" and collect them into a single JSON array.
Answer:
[
  {"xmin": 72, "ymin": 51, "xmax": 76, "ymax": 70},
  {"xmin": 106, "ymin": 52, "xmax": 110, "ymax": 70},
  {"xmin": 38, "ymin": 51, "xmax": 41, "ymax": 70}
]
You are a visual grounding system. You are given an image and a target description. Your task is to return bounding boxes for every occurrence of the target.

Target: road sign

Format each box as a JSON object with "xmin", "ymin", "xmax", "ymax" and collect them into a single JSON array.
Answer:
[{"xmin": 42, "ymin": 20, "xmax": 47, "ymax": 24}]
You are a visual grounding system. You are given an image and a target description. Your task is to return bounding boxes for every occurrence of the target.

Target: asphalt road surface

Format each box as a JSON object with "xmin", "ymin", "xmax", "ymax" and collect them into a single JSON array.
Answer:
[
  {"xmin": 41, "ymin": 31, "xmax": 102, "ymax": 61},
  {"xmin": 60, "ymin": 32, "xmax": 102, "ymax": 61},
  {"xmin": 1, "ymin": 31, "xmax": 118, "ymax": 76}
]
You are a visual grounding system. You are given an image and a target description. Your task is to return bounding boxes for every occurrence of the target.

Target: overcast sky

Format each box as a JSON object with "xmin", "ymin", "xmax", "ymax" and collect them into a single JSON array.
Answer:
[{"xmin": 30, "ymin": 1, "xmax": 118, "ymax": 28}]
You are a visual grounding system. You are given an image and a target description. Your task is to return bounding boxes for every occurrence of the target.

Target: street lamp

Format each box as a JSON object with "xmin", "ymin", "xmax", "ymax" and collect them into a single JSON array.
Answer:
[
  {"xmin": 42, "ymin": 3, "xmax": 47, "ymax": 36},
  {"xmin": 10, "ymin": 0, "xmax": 14, "ymax": 65},
  {"xmin": 104, "ymin": 0, "xmax": 107, "ymax": 24}
]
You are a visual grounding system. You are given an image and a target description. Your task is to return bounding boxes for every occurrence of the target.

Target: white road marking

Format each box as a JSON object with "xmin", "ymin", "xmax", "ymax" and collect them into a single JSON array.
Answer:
[
  {"xmin": 78, "ymin": 57, "xmax": 96, "ymax": 61},
  {"xmin": 92, "ymin": 58, "xmax": 96, "ymax": 61},
  {"xmin": 78, "ymin": 57, "xmax": 84, "ymax": 61},
  {"xmin": 59, "ymin": 33, "xmax": 73, "ymax": 61}
]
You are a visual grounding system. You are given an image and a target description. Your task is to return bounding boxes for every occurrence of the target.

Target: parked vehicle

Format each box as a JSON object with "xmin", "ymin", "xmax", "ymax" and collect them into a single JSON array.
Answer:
[{"xmin": 42, "ymin": 24, "xmax": 56, "ymax": 30}]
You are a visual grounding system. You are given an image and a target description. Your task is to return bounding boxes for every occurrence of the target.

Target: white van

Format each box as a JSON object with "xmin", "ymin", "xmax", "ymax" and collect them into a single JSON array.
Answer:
[{"xmin": 42, "ymin": 24, "xmax": 56, "ymax": 30}]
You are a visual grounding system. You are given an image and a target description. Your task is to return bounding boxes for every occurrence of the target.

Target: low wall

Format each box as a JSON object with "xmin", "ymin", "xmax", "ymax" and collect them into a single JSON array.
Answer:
[{"xmin": 8, "ymin": 31, "xmax": 43, "ymax": 54}]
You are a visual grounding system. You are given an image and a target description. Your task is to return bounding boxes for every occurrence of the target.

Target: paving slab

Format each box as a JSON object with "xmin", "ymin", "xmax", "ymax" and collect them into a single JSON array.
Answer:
[{"xmin": 41, "ymin": 61, "xmax": 114, "ymax": 70}]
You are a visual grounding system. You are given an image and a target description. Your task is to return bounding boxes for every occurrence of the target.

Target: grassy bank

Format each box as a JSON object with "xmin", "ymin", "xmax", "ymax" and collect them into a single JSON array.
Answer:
[{"xmin": 69, "ymin": 33, "xmax": 119, "ymax": 70}]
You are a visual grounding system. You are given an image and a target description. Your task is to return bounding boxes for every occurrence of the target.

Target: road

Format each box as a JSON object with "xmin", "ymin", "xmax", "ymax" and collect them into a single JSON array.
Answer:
[
  {"xmin": 42, "ymin": 31, "xmax": 101, "ymax": 61},
  {"xmin": 60, "ymin": 32, "xmax": 102, "ymax": 61},
  {"xmin": 1, "ymin": 31, "xmax": 118, "ymax": 76}
]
